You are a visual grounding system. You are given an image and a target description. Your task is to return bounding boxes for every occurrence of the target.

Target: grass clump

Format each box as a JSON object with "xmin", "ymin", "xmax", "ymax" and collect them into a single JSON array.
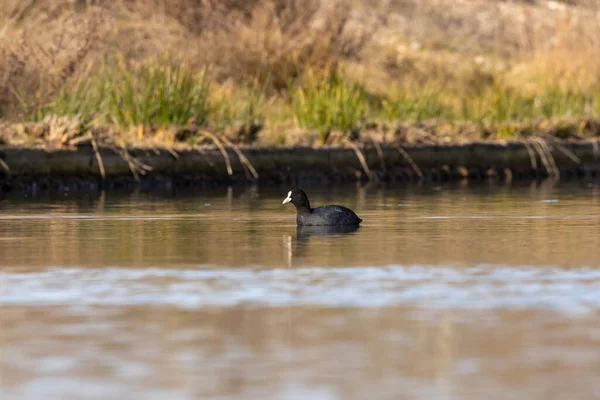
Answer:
[
  {"xmin": 103, "ymin": 58, "xmax": 211, "ymax": 127},
  {"xmin": 381, "ymin": 88, "xmax": 450, "ymax": 122},
  {"xmin": 27, "ymin": 57, "xmax": 212, "ymax": 129},
  {"xmin": 210, "ymin": 81, "xmax": 271, "ymax": 143},
  {"xmin": 457, "ymin": 86, "xmax": 536, "ymax": 123},
  {"xmin": 533, "ymin": 88, "xmax": 594, "ymax": 119},
  {"xmin": 29, "ymin": 71, "xmax": 106, "ymax": 122},
  {"xmin": 292, "ymin": 69, "xmax": 369, "ymax": 143},
  {"xmin": 456, "ymin": 86, "xmax": 599, "ymax": 123},
  {"xmin": 212, "ymin": 81, "xmax": 269, "ymax": 128}
]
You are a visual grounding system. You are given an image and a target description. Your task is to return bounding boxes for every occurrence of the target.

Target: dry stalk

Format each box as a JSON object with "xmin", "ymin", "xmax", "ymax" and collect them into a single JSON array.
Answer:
[
  {"xmin": 391, "ymin": 142, "xmax": 423, "ymax": 179},
  {"xmin": 110, "ymin": 143, "xmax": 153, "ymax": 182},
  {"xmin": 537, "ymin": 138, "xmax": 560, "ymax": 178},
  {"xmin": 164, "ymin": 146, "xmax": 179, "ymax": 159},
  {"xmin": 544, "ymin": 135, "xmax": 581, "ymax": 164},
  {"xmin": 529, "ymin": 139, "xmax": 551, "ymax": 176},
  {"xmin": 193, "ymin": 146, "xmax": 216, "ymax": 167},
  {"xmin": 220, "ymin": 135, "xmax": 259, "ymax": 180},
  {"xmin": 0, "ymin": 157, "xmax": 9, "ymax": 172},
  {"xmin": 343, "ymin": 138, "xmax": 374, "ymax": 180},
  {"xmin": 518, "ymin": 137, "xmax": 538, "ymax": 170},
  {"xmin": 531, "ymin": 138, "xmax": 559, "ymax": 179},
  {"xmin": 122, "ymin": 153, "xmax": 140, "ymax": 181},
  {"xmin": 371, "ymin": 138, "xmax": 386, "ymax": 172},
  {"xmin": 90, "ymin": 135, "xmax": 106, "ymax": 180},
  {"xmin": 199, "ymin": 130, "xmax": 233, "ymax": 175},
  {"xmin": 414, "ymin": 127, "xmax": 440, "ymax": 144}
]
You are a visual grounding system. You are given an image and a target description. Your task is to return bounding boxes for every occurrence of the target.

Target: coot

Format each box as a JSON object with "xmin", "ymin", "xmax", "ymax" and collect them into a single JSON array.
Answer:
[{"xmin": 282, "ymin": 189, "xmax": 362, "ymax": 226}]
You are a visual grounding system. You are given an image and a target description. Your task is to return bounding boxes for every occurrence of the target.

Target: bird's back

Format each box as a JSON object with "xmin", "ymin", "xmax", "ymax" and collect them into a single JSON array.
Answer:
[{"xmin": 297, "ymin": 205, "xmax": 362, "ymax": 226}]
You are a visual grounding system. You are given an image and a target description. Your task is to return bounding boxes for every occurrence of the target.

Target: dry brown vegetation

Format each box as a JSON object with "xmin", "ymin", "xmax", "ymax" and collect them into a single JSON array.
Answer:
[{"xmin": 1, "ymin": 0, "xmax": 600, "ymax": 147}]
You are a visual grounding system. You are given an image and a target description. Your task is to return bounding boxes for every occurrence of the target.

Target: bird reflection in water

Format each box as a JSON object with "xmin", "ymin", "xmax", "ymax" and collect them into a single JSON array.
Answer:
[
  {"xmin": 284, "ymin": 225, "xmax": 360, "ymax": 267},
  {"xmin": 296, "ymin": 224, "xmax": 361, "ymax": 238}
]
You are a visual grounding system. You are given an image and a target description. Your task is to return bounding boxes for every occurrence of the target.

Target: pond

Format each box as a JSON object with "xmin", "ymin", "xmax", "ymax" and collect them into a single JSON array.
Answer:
[{"xmin": 1, "ymin": 182, "xmax": 599, "ymax": 399}]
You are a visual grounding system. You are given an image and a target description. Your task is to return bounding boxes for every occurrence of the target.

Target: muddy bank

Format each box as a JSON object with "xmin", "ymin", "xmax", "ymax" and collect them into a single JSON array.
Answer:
[{"xmin": 1, "ymin": 140, "xmax": 599, "ymax": 191}]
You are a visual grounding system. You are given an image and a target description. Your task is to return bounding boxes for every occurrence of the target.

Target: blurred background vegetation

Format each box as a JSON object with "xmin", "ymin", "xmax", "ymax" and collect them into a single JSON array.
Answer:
[{"xmin": 1, "ymin": 0, "xmax": 600, "ymax": 146}]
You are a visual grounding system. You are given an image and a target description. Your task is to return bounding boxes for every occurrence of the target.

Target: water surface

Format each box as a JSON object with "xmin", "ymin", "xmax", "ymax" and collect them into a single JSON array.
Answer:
[{"xmin": 1, "ymin": 182, "xmax": 599, "ymax": 399}]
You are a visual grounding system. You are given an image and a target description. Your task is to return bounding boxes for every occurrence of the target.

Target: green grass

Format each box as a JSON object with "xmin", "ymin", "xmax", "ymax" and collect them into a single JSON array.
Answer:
[
  {"xmin": 37, "ymin": 72, "xmax": 106, "ymax": 122},
  {"xmin": 457, "ymin": 86, "xmax": 535, "ymax": 122},
  {"xmin": 212, "ymin": 80, "xmax": 269, "ymax": 129},
  {"xmin": 534, "ymin": 87, "xmax": 593, "ymax": 119},
  {"xmin": 456, "ymin": 85, "xmax": 599, "ymax": 123},
  {"xmin": 11, "ymin": 58, "xmax": 600, "ymax": 145},
  {"xmin": 28, "ymin": 57, "xmax": 212, "ymax": 128},
  {"xmin": 103, "ymin": 58, "xmax": 211, "ymax": 127},
  {"xmin": 381, "ymin": 88, "xmax": 450, "ymax": 122},
  {"xmin": 291, "ymin": 69, "xmax": 369, "ymax": 143}
]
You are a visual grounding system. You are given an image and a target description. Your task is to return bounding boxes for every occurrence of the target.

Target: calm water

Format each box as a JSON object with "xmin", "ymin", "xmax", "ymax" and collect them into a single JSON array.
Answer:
[{"xmin": 0, "ymin": 182, "xmax": 599, "ymax": 400}]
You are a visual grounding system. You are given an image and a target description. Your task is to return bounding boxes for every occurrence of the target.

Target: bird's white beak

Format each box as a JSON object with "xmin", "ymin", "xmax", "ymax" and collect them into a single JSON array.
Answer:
[{"xmin": 282, "ymin": 191, "xmax": 292, "ymax": 205}]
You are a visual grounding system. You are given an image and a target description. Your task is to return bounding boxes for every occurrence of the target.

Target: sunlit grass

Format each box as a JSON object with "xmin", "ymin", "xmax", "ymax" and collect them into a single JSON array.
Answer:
[
  {"xmin": 103, "ymin": 57, "xmax": 211, "ymax": 127},
  {"xmin": 381, "ymin": 87, "xmax": 450, "ymax": 122},
  {"xmin": 29, "ymin": 57, "xmax": 212, "ymax": 128},
  {"xmin": 211, "ymin": 80, "xmax": 269, "ymax": 129},
  {"xmin": 32, "ymin": 70, "xmax": 106, "ymax": 122},
  {"xmin": 291, "ymin": 69, "xmax": 369, "ymax": 143},
  {"xmin": 455, "ymin": 85, "xmax": 599, "ymax": 124},
  {"xmin": 12, "ymin": 58, "xmax": 600, "ymax": 146}
]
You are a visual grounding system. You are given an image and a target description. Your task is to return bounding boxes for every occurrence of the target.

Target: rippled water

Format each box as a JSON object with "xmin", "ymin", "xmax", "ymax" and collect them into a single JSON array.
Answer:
[{"xmin": 0, "ymin": 182, "xmax": 599, "ymax": 399}]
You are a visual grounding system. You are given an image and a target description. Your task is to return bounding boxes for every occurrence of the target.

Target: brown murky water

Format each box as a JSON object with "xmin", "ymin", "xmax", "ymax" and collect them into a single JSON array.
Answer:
[{"xmin": 1, "ymin": 182, "xmax": 599, "ymax": 399}]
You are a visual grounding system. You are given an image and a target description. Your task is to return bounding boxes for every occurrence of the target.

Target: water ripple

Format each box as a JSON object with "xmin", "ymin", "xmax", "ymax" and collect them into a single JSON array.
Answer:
[{"xmin": 1, "ymin": 265, "xmax": 600, "ymax": 314}]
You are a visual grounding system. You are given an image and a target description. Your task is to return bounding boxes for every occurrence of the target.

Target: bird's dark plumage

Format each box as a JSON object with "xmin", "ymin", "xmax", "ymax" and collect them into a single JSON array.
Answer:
[{"xmin": 282, "ymin": 189, "xmax": 362, "ymax": 226}]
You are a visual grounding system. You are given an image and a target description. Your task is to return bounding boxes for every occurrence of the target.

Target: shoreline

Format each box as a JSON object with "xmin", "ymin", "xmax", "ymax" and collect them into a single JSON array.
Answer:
[{"xmin": 1, "ymin": 140, "xmax": 599, "ymax": 191}]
